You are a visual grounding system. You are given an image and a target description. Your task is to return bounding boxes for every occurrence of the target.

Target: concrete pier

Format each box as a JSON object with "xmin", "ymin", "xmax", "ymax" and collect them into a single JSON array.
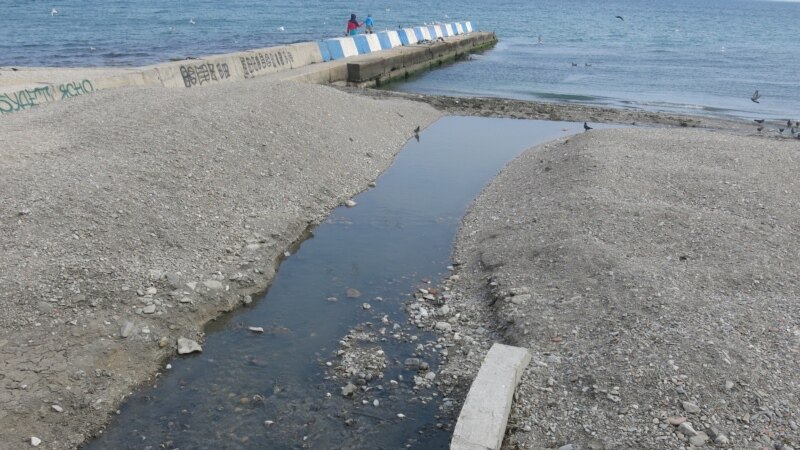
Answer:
[{"xmin": 1, "ymin": 25, "xmax": 495, "ymax": 115}]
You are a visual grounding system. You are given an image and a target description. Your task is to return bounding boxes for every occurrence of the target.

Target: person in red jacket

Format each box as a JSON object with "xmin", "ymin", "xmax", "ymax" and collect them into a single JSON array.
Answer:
[{"xmin": 346, "ymin": 13, "xmax": 363, "ymax": 36}]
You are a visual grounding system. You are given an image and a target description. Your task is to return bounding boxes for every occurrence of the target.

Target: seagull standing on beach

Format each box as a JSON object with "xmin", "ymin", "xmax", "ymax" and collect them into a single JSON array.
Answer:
[
  {"xmin": 584, "ymin": 122, "xmax": 593, "ymax": 131},
  {"xmin": 50, "ymin": 8, "xmax": 58, "ymax": 16},
  {"xmin": 751, "ymin": 90, "xmax": 761, "ymax": 103}
]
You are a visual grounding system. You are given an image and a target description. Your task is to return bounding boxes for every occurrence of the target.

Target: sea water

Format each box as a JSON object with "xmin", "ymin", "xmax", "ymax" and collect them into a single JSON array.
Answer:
[{"xmin": 2, "ymin": 0, "xmax": 798, "ymax": 118}]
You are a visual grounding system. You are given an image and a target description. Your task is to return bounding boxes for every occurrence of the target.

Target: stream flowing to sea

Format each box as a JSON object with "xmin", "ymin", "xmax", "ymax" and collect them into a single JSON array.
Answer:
[
  {"xmin": 3, "ymin": 0, "xmax": 799, "ymax": 119},
  {"xmin": 85, "ymin": 117, "xmax": 596, "ymax": 449}
]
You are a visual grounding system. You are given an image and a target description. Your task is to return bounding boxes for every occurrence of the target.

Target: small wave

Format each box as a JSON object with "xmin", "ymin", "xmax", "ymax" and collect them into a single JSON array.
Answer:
[{"xmin": 526, "ymin": 92, "xmax": 602, "ymax": 102}]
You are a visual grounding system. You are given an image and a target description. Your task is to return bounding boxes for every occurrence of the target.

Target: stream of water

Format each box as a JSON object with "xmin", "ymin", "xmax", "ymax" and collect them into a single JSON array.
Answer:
[{"xmin": 86, "ymin": 117, "xmax": 595, "ymax": 449}]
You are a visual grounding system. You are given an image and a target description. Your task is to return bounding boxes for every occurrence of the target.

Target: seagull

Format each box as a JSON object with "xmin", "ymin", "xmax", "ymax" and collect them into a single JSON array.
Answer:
[
  {"xmin": 751, "ymin": 90, "xmax": 761, "ymax": 103},
  {"xmin": 585, "ymin": 63, "xmax": 592, "ymax": 67},
  {"xmin": 571, "ymin": 62, "xmax": 578, "ymax": 67},
  {"xmin": 753, "ymin": 119, "xmax": 765, "ymax": 124},
  {"xmin": 277, "ymin": 26, "xmax": 285, "ymax": 31},
  {"xmin": 787, "ymin": 120, "xmax": 792, "ymax": 128},
  {"xmin": 90, "ymin": 47, "xmax": 96, "ymax": 52},
  {"xmin": 189, "ymin": 18, "xmax": 196, "ymax": 25},
  {"xmin": 615, "ymin": 15, "xmax": 624, "ymax": 21},
  {"xmin": 779, "ymin": 128, "xmax": 785, "ymax": 134},
  {"xmin": 757, "ymin": 126, "xmax": 763, "ymax": 132},
  {"xmin": 50, "ymin": 8, "xmax": 58, "ymax": 16},
  {"xmin": 584, "ymin": 122, "xmax": 593, "ymax": 131},
  {"xmin": 413, "ymin": 125, "xmax": 420, "ymax": 133}
]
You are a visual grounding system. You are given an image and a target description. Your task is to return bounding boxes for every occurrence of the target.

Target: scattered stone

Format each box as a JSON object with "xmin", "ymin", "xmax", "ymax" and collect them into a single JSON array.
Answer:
[
  {"xmin": 397, "ymin": 413, "xmax": 406, "ymax": 419},
  {"xmin": 145, "ymin": 287, "xmax": 157, "ymax": 295},
  {"xmin": 557, "ymin": 445, "xmax": 574, "ymax": 450},
  {"xmin": 706, "ymin": 426, "xmax": 729, "ymax": 445},
  {"xmin": 203, "ymin": 280, "xmax": 223, "ymax": 290},
  {"xmin": 120, "ymin": 321, "xmax": 134, "ymax": 338},
  {"xmin": 158, "ymin": 337, "xmax": 169, "ymax": 348},
  {"xmin": 345, "ymin": 288, "xmax": 361, "ymax": 298},
  {"xmin": 688, "ymin": 431, "xmax": 709, "ymax": 446},
  {"xmin": 511, "ymin": 293, "xmax": 531, "ymax": 305},
  {"xmin": 248, "ymin": 326, "xmax": 265, "ymax": 333},
  {"xmin": 341, "ymin": 383, "xmax": 357, "ymax": 397},
  {"xmin": 434, "ymin": 321, "xmax": 452, "ymax": 332},
  {"xmin": 362, "ymin": 303, "xmax": 371, "ymax": 310},
  {"xmin": 404, "ymin": 358, "xmax": 421, "ymax": 370},
  {"xmin": 179, "ymin": 297, "xmax": 192, "ymax": 304},
  {"xmin": 668, "ymin": 416, "xmax": 686, "ymax": 426},
  {"xmin": 373, "ymin": 399, "xmax": 380, "ymax": 407},
  {"xmin": 344, "ymin": 199, "xmax": 357, "ymax": 207},
  {"xmin": 177, "ymin": 337, "xmax": 202, "ymax": 355},
  {"xmin": 142, "ymin": 304, "xmax": 156, "ymax": 314},
  {"xmin": 264, "ymin": 420, "xmax": 274, "ymax": 427},
  {"xmin": 724, "ymin": 380, "xmax": 735, "ymax": 391},
  {"xmin": 682, "ymin": 401, "xmax": 701, "ymax": 413},
  {"xmin": 51, "ymin": 405, "xmax": 63, "ymax": 413},
  {"xmin": 677, "ymin": 421, "xmax": 697, "ymax": 436},
  {"xmin": 30, "ymin": 437, "xmax": 41, "ymax": 447}
]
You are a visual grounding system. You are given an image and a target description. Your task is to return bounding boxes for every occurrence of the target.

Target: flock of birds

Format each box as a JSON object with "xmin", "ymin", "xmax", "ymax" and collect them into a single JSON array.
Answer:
[
  {"xmin": 753, "ymin": 118, "xmax": 800, "ymax": 139},
  {"xmin": 750, "ymin": 91, "xmax": 800, "ymax": 139}
]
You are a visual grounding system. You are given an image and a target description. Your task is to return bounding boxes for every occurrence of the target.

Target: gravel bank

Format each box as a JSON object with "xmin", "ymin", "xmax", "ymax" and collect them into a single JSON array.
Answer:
[
  {"xmin": 440, "ymin": 128, "xmax": 800, "ymax": 449},
  {"xmin": 0, "ymin": 79, "xmax": 440, "ymax": 448}
]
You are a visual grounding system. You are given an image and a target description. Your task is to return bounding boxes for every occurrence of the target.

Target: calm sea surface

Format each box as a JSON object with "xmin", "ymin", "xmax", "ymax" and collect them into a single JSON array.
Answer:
[{"xmin": 2, "ymin": 0, "xmax": 799, "ymax": 118}]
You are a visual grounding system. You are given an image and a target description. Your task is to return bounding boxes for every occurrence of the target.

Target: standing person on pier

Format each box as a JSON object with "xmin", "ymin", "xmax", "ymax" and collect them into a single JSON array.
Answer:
[
  {"xmin": 364, "ymin": 14, "xmax": 375, "ymax": 33},
  {"xmin": 346, "ymin": 13, "xmax": 363, "ymax": 36}
]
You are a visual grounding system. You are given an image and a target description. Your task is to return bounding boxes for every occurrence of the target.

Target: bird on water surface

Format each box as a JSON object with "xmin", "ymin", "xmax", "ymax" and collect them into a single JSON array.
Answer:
[{"xmin": 584, "ymin": 122, "xmax": 593, "ymax": 131}]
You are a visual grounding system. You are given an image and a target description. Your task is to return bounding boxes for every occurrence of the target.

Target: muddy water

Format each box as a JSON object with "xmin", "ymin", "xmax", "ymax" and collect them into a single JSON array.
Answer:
[{"xmin": 86, "ymin": 117, "xmax": 589, "ymax": 449}]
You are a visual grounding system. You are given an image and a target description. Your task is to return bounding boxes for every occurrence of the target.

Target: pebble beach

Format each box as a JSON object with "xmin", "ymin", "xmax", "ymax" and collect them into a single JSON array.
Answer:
[{"xmin": 2, "ymin": 63, "xmax": 800, "ymax": 450}]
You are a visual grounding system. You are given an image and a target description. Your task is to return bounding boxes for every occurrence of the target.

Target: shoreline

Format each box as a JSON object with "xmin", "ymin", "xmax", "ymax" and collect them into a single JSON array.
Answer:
[{"xmin": 1, "ymin": 68, "xmax": 797, "ymax": 449}]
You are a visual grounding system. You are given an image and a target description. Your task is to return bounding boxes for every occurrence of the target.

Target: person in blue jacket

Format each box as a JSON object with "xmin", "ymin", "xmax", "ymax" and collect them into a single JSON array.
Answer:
[{"xmin": 364, "ymin": 14, "xmax": 375, "ymax": 34}]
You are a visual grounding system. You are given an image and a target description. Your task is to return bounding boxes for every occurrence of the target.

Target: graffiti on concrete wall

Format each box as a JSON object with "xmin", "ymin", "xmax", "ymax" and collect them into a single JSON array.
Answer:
[
  {"xmin": 0, "ymin": 80, "xmax": 94, "ymax": 115},
  {"xmin": 240, "ymin": 49, "xmax": 295, "ymax": 78},
  {"xmin": 180, "ymin": 62, "xmax": 231, "ymax": 88}
]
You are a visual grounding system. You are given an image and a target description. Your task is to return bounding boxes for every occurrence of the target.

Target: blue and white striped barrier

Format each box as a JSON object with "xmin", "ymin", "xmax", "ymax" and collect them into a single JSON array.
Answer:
[
  {"xmin": 399, "ymin": 28, "xmax": 417, "ymax": 46},
  {"xmin": 376, "ymin": 30, "xmax": 403, "ymax": 50},
  {"xmin": 320, "ymin": 22, "xmax": 476, "ymax": 61}
]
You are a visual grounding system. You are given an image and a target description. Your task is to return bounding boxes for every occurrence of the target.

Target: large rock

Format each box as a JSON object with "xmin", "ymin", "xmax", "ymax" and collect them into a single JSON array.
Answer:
[{"xmin": 177, "ymin": 337, "xmax": 202, "ymax": 355}]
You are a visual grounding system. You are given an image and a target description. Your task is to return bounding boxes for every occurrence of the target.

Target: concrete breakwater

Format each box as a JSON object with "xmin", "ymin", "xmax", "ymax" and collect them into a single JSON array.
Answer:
[{"xmin": 0, "ymin": 22, "xmax": 493, "ymax": 115}]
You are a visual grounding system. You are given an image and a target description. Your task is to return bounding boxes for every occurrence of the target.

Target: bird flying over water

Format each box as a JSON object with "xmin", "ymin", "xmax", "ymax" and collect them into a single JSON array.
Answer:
[
  {"xmin": 615, "ymin": 15, "xmax": 624, "ymax": 21},
  {"xmin": 189, "ymin": 18, "xmax": 196, "ymax": 25},
  {"xmin": 584, "ymin": 122, "xmax": 593, "ymax": 131},
  {"xmin": 751, "ymin": 90, "xmax": 761, "ymax": 103}
]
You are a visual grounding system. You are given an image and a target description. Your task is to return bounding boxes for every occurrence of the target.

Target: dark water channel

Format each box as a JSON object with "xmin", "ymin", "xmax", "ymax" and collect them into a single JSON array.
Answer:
[{"xmin": 87, "ymin": 117, "xmax": 588, "ymax": 450}]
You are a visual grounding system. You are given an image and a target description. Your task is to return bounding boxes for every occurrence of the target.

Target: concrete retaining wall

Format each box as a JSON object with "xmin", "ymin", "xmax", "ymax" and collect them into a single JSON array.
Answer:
[
  {"xmin": 1, "ymin": 21, "xmax": 485, "ymax": 115},
  {"xmin": 451, "ymin": 343, "xmax": 531, "ymax": 450}
]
